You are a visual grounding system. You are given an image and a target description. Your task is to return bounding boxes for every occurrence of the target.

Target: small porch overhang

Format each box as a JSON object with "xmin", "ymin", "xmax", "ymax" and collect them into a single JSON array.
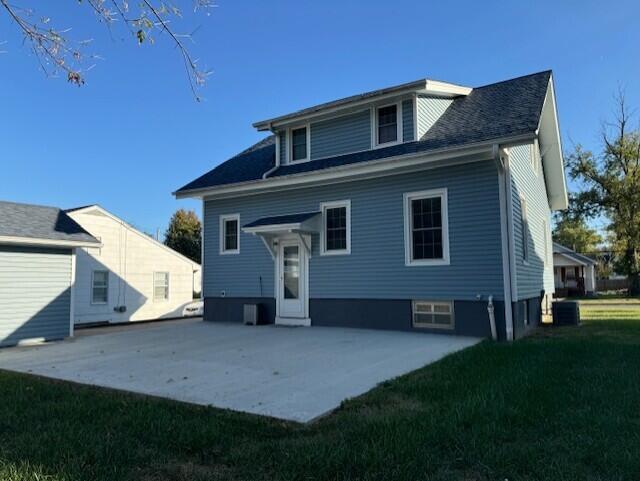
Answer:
[{"xmin": 242, "ymin": 212, "xmax": 321, "ymax": 258}]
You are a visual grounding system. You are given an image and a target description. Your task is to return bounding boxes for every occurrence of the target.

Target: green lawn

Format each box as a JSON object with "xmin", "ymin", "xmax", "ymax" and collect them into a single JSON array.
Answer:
[{"xmin": 2, "ymin": 306, "xmax": 640, "ymax": 481}]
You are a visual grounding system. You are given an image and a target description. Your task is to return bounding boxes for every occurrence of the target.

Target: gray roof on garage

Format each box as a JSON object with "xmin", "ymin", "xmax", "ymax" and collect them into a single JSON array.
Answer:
[
  {"xmin": 175, "ymin": 71, "xmax": 552, "ymax": 194},
  {"xmin": 0, "ymin": 201, "xmax": 100, "ymax": 245}
]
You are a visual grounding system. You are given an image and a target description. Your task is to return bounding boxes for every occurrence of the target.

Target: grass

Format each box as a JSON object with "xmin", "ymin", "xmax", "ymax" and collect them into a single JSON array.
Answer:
[{"xmin": 1, "ymin": 306, "xmax": 640, "ymax": 481}]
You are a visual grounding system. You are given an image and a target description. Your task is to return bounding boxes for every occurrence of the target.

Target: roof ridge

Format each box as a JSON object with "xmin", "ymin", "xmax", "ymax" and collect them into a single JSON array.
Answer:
[
  {"xmin": 0, "ymin": 199, "xmax": 64, "ymax": 211},
  {"xmin": 473, "ymin": 70, "xmax": 552, "ymax": 91}
]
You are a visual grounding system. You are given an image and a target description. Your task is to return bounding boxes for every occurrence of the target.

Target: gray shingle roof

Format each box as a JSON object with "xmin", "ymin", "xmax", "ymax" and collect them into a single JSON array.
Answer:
[
  {"xmin": 0, "ymin": 201, "xmax": 100, "ymax": 245},
  {"xmin": 175, "ymin": 71, "xmax": 551, "ymax": 194},
  {"xmin": 243, "ymin": 212, "xmax": 320, "ymax": 229}
]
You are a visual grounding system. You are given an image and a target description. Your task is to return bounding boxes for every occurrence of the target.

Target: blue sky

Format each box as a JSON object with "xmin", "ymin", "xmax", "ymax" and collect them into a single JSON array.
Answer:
[{"xmin": 1, "ymin": 0, "xmax": 638, "ymax": 236}]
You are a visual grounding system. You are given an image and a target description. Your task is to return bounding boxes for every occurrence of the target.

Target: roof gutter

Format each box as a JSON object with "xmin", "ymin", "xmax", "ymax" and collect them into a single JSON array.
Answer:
[
  {"xmin": 175, "ymin": 133, "xmax": 535, "ymax": 200},
  {"xmin": 0, "ymin": 235, "xmax": 102, "ymax": 249}
]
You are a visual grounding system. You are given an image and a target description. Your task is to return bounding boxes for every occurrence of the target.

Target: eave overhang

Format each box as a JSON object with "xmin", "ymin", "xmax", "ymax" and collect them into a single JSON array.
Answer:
[
  {"xmin": 536, "ymin": 74, "xmax": 569, "ymax": 211},
  {"xmin": 174, "ymin": 133, "xmax": 535, "ymax": 201},
  {"xmin": 253, "ymin": 79, "xmax": 472, "ymax": 132}
]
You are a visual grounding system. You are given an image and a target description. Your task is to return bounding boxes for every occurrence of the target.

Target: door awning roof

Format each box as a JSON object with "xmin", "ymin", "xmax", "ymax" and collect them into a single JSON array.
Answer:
[{"xmin": 242, "ymin": 212, "xmax": 320, "ymax": 235}]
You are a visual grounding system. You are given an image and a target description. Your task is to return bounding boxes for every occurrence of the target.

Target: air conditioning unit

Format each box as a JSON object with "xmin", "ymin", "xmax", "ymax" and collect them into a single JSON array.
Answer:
[
  {"xmin": 552, "ymin": 301, "xmax": 580, "ymax": 326},
  {"xmin": 244, "ymin": 304, "xmax": 259, "ymax": 325}
]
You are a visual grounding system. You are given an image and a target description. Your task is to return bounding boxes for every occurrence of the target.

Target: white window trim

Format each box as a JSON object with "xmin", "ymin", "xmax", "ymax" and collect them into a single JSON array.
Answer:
[
  {"xmin": 320, "ymin": 199, "xmax": 351, "ymax": 256},
  {"xmin": 521, "ymin": 195, "xmax": 530, "ymax": 265},
  {"xmin": 288, "ymin": 123, "xmax": 311, "ymax": 163},
  {"xmin": 91, "ymin": 270, "xmax": 109, "ymax": 305},
  {"xmin": 153, "ymin": 271, "xmax": 170, "ymax": 302},
  {"xmin": 412, "ymin": 300, "xmax": 455, "ymax": 330},
  {"xmin": 404, "ymin": 188, "xmax": 450, "ymax": 266},
  {"xmin": 530, "ymin": 140, "xmax": 541, "ymax": 176},
  {"xmin": 372, "ymin": 102, "xmax": 402, "ymax": 149},
  {"xmin": 219, "ymin": 214, "xmax": 240, "ymax": 255}
]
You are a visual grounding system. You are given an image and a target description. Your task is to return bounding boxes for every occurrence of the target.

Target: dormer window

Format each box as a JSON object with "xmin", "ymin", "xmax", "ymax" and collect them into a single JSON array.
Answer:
[
  {"xmin": 290, "ymin": 126, "xmax": 309, "ymax": 162},
  {"xmin": 376, "ymin": 104, "xmax": 399, "ymax": 145}
]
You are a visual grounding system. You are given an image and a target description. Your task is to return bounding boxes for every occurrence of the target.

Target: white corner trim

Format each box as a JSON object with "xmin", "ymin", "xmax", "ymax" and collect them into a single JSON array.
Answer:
[
  {"xmin": 219, "ymin": 213, "xmax": 240, "ymax": 255},
  {"xmin": 412, "ymin": 93, "xmax": 419, "ymax": 141},
  {"xmin": 69, "ymin": 249, "xmax": 76, "ymax": 338},
  {"xmin": 403, "ymin": 188, "xmax": 450, "ymax": 267},
  {"xmin": 319, "ymin": 199, "xmax": 351, "ymax": 256}
]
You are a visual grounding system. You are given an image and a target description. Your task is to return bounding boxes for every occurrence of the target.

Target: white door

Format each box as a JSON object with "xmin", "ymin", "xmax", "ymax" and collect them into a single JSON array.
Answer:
[{"xmin": 277, "ymin": 239, "xmax": 308, "ymax": 324}]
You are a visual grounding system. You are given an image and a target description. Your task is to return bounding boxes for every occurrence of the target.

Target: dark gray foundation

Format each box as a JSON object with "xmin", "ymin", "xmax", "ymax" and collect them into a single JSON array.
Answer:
[
  {"xmin": 204, "ymin": 297, "xmax": 276, "ymax": 324},
  {"xmin": 204, "ymin": 297, "xmax": 507, "ymax": 339}
]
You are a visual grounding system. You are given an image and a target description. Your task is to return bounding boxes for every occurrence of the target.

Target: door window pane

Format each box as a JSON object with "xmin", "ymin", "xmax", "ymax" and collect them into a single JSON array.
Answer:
[{"xmin": 283, "ymin": 245, "xmax": 299, "ymax": 299}]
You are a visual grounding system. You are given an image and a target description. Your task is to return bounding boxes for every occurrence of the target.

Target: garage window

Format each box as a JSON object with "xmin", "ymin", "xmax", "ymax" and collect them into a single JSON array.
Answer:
[
  {"xmin": 92, "ymin": 270, "xmax": 109, "ymax": 304},
  {"xmin": 154, "ymin": 272, "xmax": 170, "ymax": 301}
]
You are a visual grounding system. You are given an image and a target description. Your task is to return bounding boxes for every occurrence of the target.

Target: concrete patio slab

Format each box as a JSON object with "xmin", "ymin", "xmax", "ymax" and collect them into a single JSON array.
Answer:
[{"xmin": 0, "ymin": 319, "xmax": 479, "ymax": 422}]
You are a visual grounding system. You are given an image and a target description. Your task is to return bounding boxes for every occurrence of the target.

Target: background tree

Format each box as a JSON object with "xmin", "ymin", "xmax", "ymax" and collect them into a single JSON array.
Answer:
[
  {"xmin": 567, "ymin": 93, "xmax": 640, "ymax": 295},
  {"xmin": 0, "ymin": 0, "xmax": 213, "ymax": 98},
  {"xmin": 553, "ymin": 202, "xmax": 603, "ymax": 253},
  {"xmin": 164, "ymin": 209, "xmax": 201, "ymax": 263}
]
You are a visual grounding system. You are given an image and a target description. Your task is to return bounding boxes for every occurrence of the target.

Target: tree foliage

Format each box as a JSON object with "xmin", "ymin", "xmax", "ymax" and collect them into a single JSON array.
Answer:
[
  {"xmin": 164, "ymin": 209, "xmax": 201, "ymax": 263},
  {"xmin": 553, "ymin": 211, "xmax": 602, "ymax": 254},
  {"xmin": 567, "ymin": 92, "xmax": 640, "ymax": 295},
  {"xmin": 0, "ymin": 0, "xmax": 214, "ymax": 99}
]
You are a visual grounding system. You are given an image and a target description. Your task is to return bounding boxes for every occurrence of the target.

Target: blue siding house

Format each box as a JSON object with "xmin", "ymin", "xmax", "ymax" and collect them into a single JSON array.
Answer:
[{"xmin": 175, "ymin": 71, "xmax": 568, "ymax": 340}]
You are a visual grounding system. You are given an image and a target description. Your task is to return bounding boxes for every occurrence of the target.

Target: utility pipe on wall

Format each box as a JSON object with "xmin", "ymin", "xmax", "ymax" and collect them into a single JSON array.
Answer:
[{"xmin": 487, "ymin": 295, "xmax": 497, "ymax": 341}]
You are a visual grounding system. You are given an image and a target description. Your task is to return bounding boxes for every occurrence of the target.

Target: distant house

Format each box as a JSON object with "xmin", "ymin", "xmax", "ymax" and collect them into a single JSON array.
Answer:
[
  {"xmin": 66, "ymin": 205, "xmax": 201, "ymax": 326},
  {"xmin": 0, "ymin": 201, "xmax": 100, "ymax": 347},
  {"xmin": 553, "ymin": 242, "xmax": 596, "ymax": 297},
  {"xmin": 175, "ymin": 71, "xmax": 567, "ymax": 341}
]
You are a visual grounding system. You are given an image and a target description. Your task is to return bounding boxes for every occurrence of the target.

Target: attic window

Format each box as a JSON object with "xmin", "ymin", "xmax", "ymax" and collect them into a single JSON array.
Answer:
[
  {"xmin": 290, "ymin": 126, "xmax": 308, "ymax": 162},
  {"xmin": 376, "ymin": 104, "xmax": 399, "ymax": 145}
]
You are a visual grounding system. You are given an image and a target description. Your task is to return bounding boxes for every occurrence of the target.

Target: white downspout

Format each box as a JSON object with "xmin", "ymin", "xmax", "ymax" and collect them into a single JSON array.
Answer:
[
  {"xmin": 487, "ymin": 295, "xmax": 497, "ymax": 341},
  {"xmin": 495, "ymin": 144, "xmax": 515, "ymax": 341},
  {"xmin": 263, "ymin": 127, "xmax": 281, "ymax": 179}
]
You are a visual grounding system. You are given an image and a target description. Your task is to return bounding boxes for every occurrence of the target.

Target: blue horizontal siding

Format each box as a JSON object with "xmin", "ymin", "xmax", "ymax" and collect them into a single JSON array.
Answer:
[
  {"xmin": 416, "ymin": 95, "xmax": 453, "ymax": 140},
  {"xmin": 510, "ymin": 143, "xmax": 554, "ymax": 299},
  {"xmin": 278, "ymin": 132, "xmax": 286, "ymax": 164},
  {"xmin": 310, "ymin": 110, "xmax": 371, "ymax": 160},
  {"xmin": 203, "ymin": 160, "xmax": 504, "ymax": 301},
  {"xmin": 402, "ymin": 99, "xmax": 414, "ymax": 141}
]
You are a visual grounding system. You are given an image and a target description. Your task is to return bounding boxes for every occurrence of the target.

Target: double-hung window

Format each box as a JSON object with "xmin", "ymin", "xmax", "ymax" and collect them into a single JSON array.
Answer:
[
  {"xmin": 404, "ymin": 189, "xmax": 450, "ymax": 266},
  {"xmin": 320, "ymin": 200, "xmax": 351, "ymax": 255},
  {"xmin": 92, "ymin": 270, "xmax": 108, "ymax": 304},
  {"xmin": 154, "ymin": 272, "xmax": 169, "ymax": 301},
  {"xmin": 290, "ymin": 126, "xmax": 308, "ymax": 162},
  {"xmin": 219, "ymin": 214, "xmax": 240, "ymax": 254},
  {"xmin": 376, "ymin": 104, "xmax": 399, "ymax": 145}
]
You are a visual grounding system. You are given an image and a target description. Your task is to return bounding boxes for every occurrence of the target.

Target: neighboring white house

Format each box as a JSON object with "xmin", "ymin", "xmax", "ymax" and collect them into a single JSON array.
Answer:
[
  {"xmin": 553, "ymin": 242, "xmax": 596, "ymax": 297},
  {"xmin": 66, "ymin": 205, "xmax": 201, "ymax": 325}
]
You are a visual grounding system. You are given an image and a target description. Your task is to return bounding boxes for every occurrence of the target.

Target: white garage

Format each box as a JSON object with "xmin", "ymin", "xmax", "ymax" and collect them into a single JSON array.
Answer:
[{"xmin": 0, "ymin": 201, "xmax": 100, "ymax": 347}]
